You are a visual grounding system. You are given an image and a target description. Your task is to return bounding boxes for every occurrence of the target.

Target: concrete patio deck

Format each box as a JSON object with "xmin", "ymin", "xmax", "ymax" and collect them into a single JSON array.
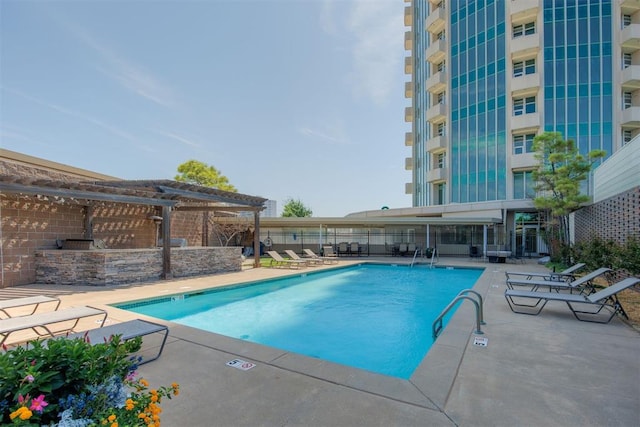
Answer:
[{"xmin": 2, "ymin": 257, "xmax": 639, "ymax": 426}]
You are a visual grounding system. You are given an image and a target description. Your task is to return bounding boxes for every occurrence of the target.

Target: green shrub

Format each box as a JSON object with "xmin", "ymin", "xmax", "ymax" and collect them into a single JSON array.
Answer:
[
  {"xmin": 570, "ymin": 236, "xmax": 640, "ymax": 274},
  {"xmin": 0, "ymin": 335, "xmax": 178, "ymax": 426}
]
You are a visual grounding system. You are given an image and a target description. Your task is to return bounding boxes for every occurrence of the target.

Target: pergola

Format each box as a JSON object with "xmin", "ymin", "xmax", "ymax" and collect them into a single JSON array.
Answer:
[{"xmin": 0, "ymin": 175, "xmax": 267, "ymax": 276}]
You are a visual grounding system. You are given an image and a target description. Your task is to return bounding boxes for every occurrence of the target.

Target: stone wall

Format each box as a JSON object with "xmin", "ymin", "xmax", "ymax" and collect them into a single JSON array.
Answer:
[
  {"xmin": 574, "ymin": 186, "xmax": 640, "ymax": 244},
  {"xmin": 34, "ymin": 247, "xmax": 241, "ymax": 286}
]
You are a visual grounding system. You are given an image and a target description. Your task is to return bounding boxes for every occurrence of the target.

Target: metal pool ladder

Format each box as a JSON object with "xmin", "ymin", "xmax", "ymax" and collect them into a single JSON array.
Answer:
[
  {"xmin": 432, "ymin": 289, "xmax": 485, "ymax": 340},
  {"xmin": 410, "ymin": 249, "xmax": 420, "ymax": 267}
]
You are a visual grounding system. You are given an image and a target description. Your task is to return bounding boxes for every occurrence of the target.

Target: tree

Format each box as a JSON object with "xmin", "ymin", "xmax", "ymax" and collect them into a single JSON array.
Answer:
[
  {"xmin": 531, "ymin": 132, "xmax": 606, "ymax": 259},
  {"xmin": 175, "ymin": 160, "xmax": 237, "ymax": 192},
  {"xmin": 282, "ymin": 198, "xmax": 312, "ymax": 217}
]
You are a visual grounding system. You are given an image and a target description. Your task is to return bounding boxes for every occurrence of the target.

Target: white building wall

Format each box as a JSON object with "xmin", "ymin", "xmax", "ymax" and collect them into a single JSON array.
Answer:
[{"xmin": 593, "ymin": 136, "xmax": 640, "ymax": 203}]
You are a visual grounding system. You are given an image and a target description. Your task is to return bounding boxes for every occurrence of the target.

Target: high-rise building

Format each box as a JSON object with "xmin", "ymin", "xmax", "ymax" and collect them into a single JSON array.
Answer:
[{"xmin": 403, "ymin": 0, "xmax": 639, "ymax": 255}]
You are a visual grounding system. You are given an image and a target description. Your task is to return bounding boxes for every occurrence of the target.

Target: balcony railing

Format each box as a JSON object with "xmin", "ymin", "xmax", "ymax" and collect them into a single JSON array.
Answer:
[
  {"xmin": 405, "ymin": 81, "xmax": 413, "ymax": 98},
  {"xmin": 405, "ymin": 157, "xmax": 414, "ymax": 170},
  {"xmin": 622, "ymin": 65, "xmax": 640, "ymax": 90},
  {"xmin": 405, "ymin": 56, "xmax": 413, "ymax": 74},
  {"xmin": 405, "ymin": 31, "xmax": 413, "ymax": 51},
  {"xmin": 426, "ymin": 71, "xmax": 447, "ymax": 93},
  {"xmin": 404, "ymin": 5, "xmax": 413, "ymax": 27},
  {"xmin": 511, "ymin": 112, "xmax": 541, "ymax": 131},
  {"xmin": 427, "ymin": 167, "xmax": 447, "ymax": 183},
  {"xmin": 621, "ymin": 23, "xmax": 640, "ymax": 50},
  {"xmin": 511, "ymin": 73, "xmax": 541, "ymax": 95},
  {"xmin": 426, "ymin": 135, "xmax": 447, "ymax": 153},
  {"xmin": 621, "ymin": 106, "xmax": 640, "ymax": 127},
  {"xmin": 510, "ymin": 33, "xmax": 540, "ymax": 61},
  {"xmin": 425, "ymin": 7, "xmax": 445, "ymax": 34},
  {"xmin": 426, "ymin": 103, "xmax": 447, "ymax": 123},
  {"xmin": 425, "ymin": 38, "xmax": 446, "ymax": 64},
  {"xmin": 405, "ymin": 106, "xmax": 414, "ymax": 123},
  {"xmin": 405, "ymin": 132, "xmax": 413, "ymax": 147}
]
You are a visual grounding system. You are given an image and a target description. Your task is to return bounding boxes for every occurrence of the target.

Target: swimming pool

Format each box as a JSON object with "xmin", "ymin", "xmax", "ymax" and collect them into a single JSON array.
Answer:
[{"xmin": 116, "ymin": 264, "xmax": 483, "ymax": 378}]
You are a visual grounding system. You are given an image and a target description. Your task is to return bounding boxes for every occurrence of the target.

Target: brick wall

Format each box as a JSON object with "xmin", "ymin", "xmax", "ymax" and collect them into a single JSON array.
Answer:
[
  {"xmin": 574, "ymin": 186, "xmax": 640, "ymax": 244},
  {"xmin": 1, "ymin": 193, "xmax": 160, "ymax": 287}
]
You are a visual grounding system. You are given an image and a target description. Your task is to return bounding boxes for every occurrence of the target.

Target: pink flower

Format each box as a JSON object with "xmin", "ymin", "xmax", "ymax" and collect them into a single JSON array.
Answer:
[
  {"xmin": 24, "ymin": 374, "xmax": 35, "ymax": 383},
  {"xmin": 18, "ymin": 394, "xmax": 29, "ymax": 405},
  {"xmin": 29, "ymin": 394, "xmax": 48, "ymax": 412}
]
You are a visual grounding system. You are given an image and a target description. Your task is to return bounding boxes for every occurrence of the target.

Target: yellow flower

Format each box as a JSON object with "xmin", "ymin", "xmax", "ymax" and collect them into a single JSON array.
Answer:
[
  {"xmin": 10, "ymin": 406, "xmax": 33, "ymax": 421},
  {"xmin": 151, "ymin": 394, "xmax": 158, "ymax": 402},
  {"xmin": 173, "ymin": 389, "xmax": 180, "ymax": 396},
  {"xmin": 171, "ymin": 382, "xmax": 179, "ymax": 388},
  {"xmin": 139, "ymin": 378, "xmax": 149, "ymax": 387},
  {"xmin": 138, "ymin": 413, "xmax": 147, "ymax": 419},
  {"xmin": 108, "ymin": 414, "xmax": 117, "ymax": 422},
  {"xmin": 110, "ymin": 423, "xmax": 118, "ymax": 427}
]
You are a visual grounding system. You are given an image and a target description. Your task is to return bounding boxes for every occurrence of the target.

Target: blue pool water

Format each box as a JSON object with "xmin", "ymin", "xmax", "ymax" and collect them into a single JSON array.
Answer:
[{"xmin": 116, "ymin": 264, "xmax": 483, "ymax": 378}]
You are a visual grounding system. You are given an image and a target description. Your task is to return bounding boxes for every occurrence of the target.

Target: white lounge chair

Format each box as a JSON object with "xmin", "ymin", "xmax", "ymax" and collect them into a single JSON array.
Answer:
[
  {"xmin": 65, "ymin": 319, "xmax": 168, "ymax": 365},
  {"xmin": 266, "ymin": 251, "xmax": 307, "ymax": 269},
  {"xmin": 304, "ymin": 248, "xmax": 338, "ymax": 264},
  {"xmin": 506, "ymin": 267, "xmax": 612, "ymax": 293},
  {"xmin": 284, "ymin": 250, "xmax": 322, "ymax": 266},
  {"xmin": 0, "ymin": 295, "xmax": 61, "ymax": 318},
  {"xmin": 0, "ymin": 306, "xmax": 107, "ymax": 346},
  {"xmin": 504, "ymin": 277, "xmax": 640, "ymax": 323},
  {"xmin": 505, "ymin": 263, "xmax": 586, "ymax": 282},
  {"xmin": 322, "ymin": 246, "xmax": 339, "ymax": 258}
]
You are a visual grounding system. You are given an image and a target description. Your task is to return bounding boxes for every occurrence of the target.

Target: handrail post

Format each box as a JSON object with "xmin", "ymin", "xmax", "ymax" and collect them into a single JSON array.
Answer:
[
  {"xmin": 457, "ymin": 289, "xmax": 485, "ymax": 325},
  {"xmin": 432, "ymin": 291, "xmax": 485, "ymax": 340}
]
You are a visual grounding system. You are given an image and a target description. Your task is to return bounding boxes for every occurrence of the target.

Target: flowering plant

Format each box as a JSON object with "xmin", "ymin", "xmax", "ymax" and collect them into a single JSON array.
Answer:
[{"xmin": 0, "ymin": 334, "xmax": 178, "ymax": 426}]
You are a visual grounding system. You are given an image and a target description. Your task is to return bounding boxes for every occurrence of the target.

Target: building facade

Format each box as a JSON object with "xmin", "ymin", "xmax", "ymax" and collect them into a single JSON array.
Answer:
[{"xmin": 404, "ymin": 0, "xmax": 640, "ymax": 255}]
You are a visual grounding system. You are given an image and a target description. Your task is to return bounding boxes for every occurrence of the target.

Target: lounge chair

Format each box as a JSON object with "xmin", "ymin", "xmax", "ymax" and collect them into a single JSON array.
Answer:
[
  {"xmin": 0, "ymin": 306, "xmax": 107, "ymax": 346},
  {"xmin": 505, "ymin": 263, "xmax": 586, "ymax": 282},
  {"xmin": 303, "ymin": 248, "xmax": 338, "ymax": 264},
  {"xmin": 322, "ymin": 246, "xmax": 340, "ymax": 259},
  {"xmin": 504, "ymin": 277, "xmax": 640, "ymax": 323},
  {"xmin": 0, "ymin": 295, "xmax": 61, "ymax": 318},
  {"xmin": 506, "ymin": 267, "xmax": 612, "ymax": 293},
  {"xmin": 65, "ymin": 319, "xmax": 168, "ymax": 365},
  {"xmin": 266, "ymin": 251, "xmax": 307, "ymax": 269},
  {"xmin": 284, "ymin": 249, "xmax": 322, "ymax": 266}
]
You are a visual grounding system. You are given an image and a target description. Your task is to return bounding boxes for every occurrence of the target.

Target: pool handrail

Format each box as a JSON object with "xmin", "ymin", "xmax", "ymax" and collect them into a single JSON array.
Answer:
[{"xmin": 432, "ymin": 289, "xmax": 485, "ymax": 340}]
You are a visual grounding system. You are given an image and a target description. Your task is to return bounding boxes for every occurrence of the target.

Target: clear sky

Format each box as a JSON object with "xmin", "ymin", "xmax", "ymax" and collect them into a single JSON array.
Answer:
[{"xmin": 1, "ymin": 0, "xmax": 411, "ymax": 217}]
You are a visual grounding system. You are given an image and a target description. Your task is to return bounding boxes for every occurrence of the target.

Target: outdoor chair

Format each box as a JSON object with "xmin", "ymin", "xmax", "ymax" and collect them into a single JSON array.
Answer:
[
  {"xmin": 505, "ymin": 263, "xmax": 586, "ymax": 282},
  {"xmin": 284, "ymin": 249, "xmax": 322, "ymax": 266},
  {"xmin": 504, "ymin": 277, "xmax": 640, "ymax": 323},
  {"xmin": 506, "ymin": 267, "xmax": 612, "ymax": 293},
  {"xmin": 0, "ymin": 306, "xmax": 107, "ymax": 346},
  {"xmin": 65, "ymin": 319, "xmax": 168, "ymax": 365},
  {"xmin": 304, "ymin": 248, "xmax": 338, "ymax": 264},
  {"xmin": 338, "ymin": 242, "xmax": 349, "ymax": 256},
  {"xmin": 469, "ymin": 246, "xmax": 481, "ymax": 258},
  {"xmin": 349, "ymin": 242, "xmax": 361, "ymax": 256},
  {"xmin": 407, "ymin": 243, "xmax": 417, "ymax": 256},
  {"xmin": 0, "ymin": 295, "xmax": 61, "ymax": 319},
  {"xmin": 398, "ymin": 243, "xmax": 408, "ymax": 256},
  {"xmin": 266, "ymin": 251, "xmax": 307, "ymax": 269}
]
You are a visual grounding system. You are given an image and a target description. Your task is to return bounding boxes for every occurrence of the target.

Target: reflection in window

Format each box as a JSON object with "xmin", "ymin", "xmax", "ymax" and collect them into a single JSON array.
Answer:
[
  {"xmin": 513, "ymin": 171, "xmax": 535, "ymax": 199},
  {"xmin": 513, "ymin": 59, "xmax": 536, "ymax": 77},
  {"xmin": 623, "ymin": 92, "xmax": 632, "ymax": 109},
  {"xmin": 513, "ymin": 21, "xmax": 535, "ymax": 38},
  {"xmin": 513, "ymin": 96, "xmax": 536, "ymax": 115},
  {"xmin": 513, "ymin": 134, "xmax": 535, "ymax": 154}
]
